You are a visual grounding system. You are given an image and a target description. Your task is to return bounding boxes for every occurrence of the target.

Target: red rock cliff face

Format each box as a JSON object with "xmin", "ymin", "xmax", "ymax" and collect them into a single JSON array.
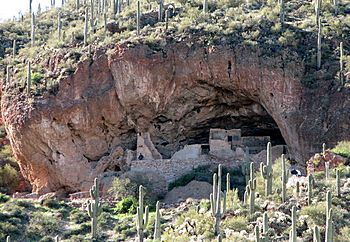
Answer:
[{"xmin": 1, "ymin": 42, "xmax": 349, "ymax": 193}]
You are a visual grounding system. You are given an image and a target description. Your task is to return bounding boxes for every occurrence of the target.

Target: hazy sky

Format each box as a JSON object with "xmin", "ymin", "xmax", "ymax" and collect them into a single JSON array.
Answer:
[{"xmin": 0, "ymin": 0, "xmax": 63, "ymax": 22}]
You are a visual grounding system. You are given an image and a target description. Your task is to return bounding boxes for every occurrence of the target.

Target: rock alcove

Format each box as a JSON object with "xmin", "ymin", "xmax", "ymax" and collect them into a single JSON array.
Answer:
[{"xmin": 2, "ymin": 42, "xmax": 349, "ymax": 194}]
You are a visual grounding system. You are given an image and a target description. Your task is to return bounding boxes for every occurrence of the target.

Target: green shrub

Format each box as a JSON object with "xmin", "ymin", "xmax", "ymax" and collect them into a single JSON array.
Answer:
[
  {"xmin": 69, "ymin": 209, "xmax": 89, "ymax": 224},
  {"xmin": 32, "ymin": 72, "xmax": 44, "ymax": 83},
  {"xmin": 338, "ymin": 226, "xmax": 350, "ymax": 242},
  {"xmin": 0, "ymin": 164, "xmax": 19, "ymax": 193},
  {"xmin": 26, "ymin": 212, "xmax": 61, "ymax": 241},
  {"xmin": 41, "ymin": 199, "xmax": 61, "ymax": 209},
  {"xmin": 114, "ymin": 196, "xmax": 137, "ymax": 214},
  {"xmin": 222, "ymin": 215, "xmax": 248, "ymax": 232},
  {"xmin": 332, "ymin": 141, "xmax": 350, "ymax": 158},
  {"xmin": 108, "ymin": 177, "xmax": 137, "ymax": 200},
  {"xmin": 0, "ymin": 193, "xmax": 10, "ymax": 203}
]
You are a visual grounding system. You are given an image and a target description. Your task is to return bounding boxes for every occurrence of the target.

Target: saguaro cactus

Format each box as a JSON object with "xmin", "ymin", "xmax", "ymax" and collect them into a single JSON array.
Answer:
[
  {"xmin": 136, "ymin": 0, "xmax": 141, "ymax": 35},
  {"xmin": 336, "ymin": 169, "xmax": 341, "ymax": 197},
  {"xmin": 210, "ymin": 164, "xmax": 226, "ymax": 236},
  {"xmin": 153, "ymin": 201, "xmax": 161, "ymax": 241},
  {"xmin": 296, "ymin": 181, "xmax": 300, "ymax": 198},
  {"xmin": 325, "ymin": 208, "xmax": 334, "ymax": 242},
  {"xmin": 248, "ymin": 162, "xmax": 256, "ymax": 214},
  {"xmin": 326, "ymin": 190, "xmax": 332, "ymax": 219},
  {"xmin": 279, "ymin": 0, "xmax": 285, "ymax": 24},
  {"xmin": 255, "ymin": 225, "xmax": 260, "ymax": 242},
  {"xmin": 243, "ymin": 185, "xmax": 249, "ymax": 205},
  {"xmin": 313, "ymin": 225, "xmax": 321, "ymax": 242},
  {"xmin": 158, "ymin": 0, "xmax": 163, "ymax": 21},
  {"xmin": 104, "ymin": 12, "xmax": 107, "ymax": 34},
  {"xmin": 339, "ymin": 42, "xmax": 344, "ymax": 85},
  {"xmin": 27, "ymin": 61, "xmax": 31, "ymax": 94},
  {"xmin": 281, "ymin": 154, "xmax": 288, "ymax": 203},
  {"xmin": 261, "ymin": 212, "xmax": 269, "ymax": 242},
  {"xmin": 325, "ymin": 161, "xmax": 330, "ymax": 180},
  {"xmin": 90, "ymin": 0, "xmax": 95, "ymax": 30},
  {"xmin": 203, "ymin": 0, "xmax": 208, "ymax": 13},
  {"xmin": 87, "ymin": 178, "xmax": 101, "ymax": 239},
  {"xmin": 315, "ymin": 0, "xmax": 321, "ymax": 25},
  {"xmin": 242, "ymin": 147, "xmax": 251, "ymax": 185},
  {"xmin": 29, "ymin": 0, "xmax": 33, "ymax": 14},
  {"xmin": 136, "ymin": 185, "xmax": 149, "ymax": 242},
  {"xmin": 290, "ymin": 206, "xmax": 297, "ymax": 242},
  {"xmin": 317, "ymin": 18, "xmax": 322, "ymax": 70},
  {"xmin": 31, "ymin": 12, "xmax": 35, "ymax": 47},
  {"xmin": 84, "ymin": 8, "xmax": 88, "ymax": 46},
  {"xmin": 333, "ymin": 0, "xmax": 338, "ymax": 15},
  {"xmin": 13, "ymin": 39, "xmax": 16, "ymax": 58},
  {"xmin": 325, "ymin": 191, "xmax": 334, "ymax": 242},
  {"xmin": 308, "ymin": 174, "xmax": 315, "ymax": 205},
  {"xmin": 165, "ymin": 9, "xmax": 169, "ymax": 30},
  {"xmin": 58, "ymin": 12, "xmax": 62, "ymax": 40},
  {"xmin": 6, "ymin": 66, "xmax": 11, "ymax": 84},
  {"xmin": 261, "ymin": 142, "xmax": 273, "ymax": 196}
]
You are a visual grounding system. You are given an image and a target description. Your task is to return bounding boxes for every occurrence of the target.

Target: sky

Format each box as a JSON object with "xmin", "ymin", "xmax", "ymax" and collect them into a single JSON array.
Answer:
[{"xmin": 0, "ymin": 0, "xmax": 63, "ymax": 22}]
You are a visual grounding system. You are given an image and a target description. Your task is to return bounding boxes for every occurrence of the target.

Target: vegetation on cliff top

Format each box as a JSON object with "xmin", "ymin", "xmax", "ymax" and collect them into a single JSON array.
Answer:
[{"xmin": 0, "ymin": 0, "xmax": 349, "ymax": 96}]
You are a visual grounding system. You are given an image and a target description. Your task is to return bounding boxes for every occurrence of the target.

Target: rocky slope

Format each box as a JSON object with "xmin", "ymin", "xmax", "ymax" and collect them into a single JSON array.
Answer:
[{"xmin": 1, "ymin": 39, "xmax": 349, "ymax": 194}]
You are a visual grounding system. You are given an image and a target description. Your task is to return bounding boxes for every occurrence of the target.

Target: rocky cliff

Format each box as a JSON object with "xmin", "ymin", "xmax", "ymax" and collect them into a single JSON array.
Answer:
[{"xmin": 1, "ymin": 41, "xmax": 349, "ymax": 194}]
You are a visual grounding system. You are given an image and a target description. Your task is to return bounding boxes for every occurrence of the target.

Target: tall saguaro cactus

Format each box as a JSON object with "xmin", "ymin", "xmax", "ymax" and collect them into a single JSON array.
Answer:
[
  {"xmin": 261, "ymin": 142, "xmax": 273, "ymax": 196},
  {"xmin": 13, "ymin": 39, "xmax": 16, "ymax": 58},
  {"xmin": 339, "ymin": 42, "xmax": 344, "ymax": 85},
  {"xmin": 261, "ymin": 212, "xmax": 269, "ymax": 242},
  {"xmin": 158, "ymin": 0, "xmax": 163, "ymax": 21},
  {"xmin": 136, "ymin": 0, "xmax": 141, "ymax": 35},
  {"xmin": 279, "ymin": 0, "xmax": 285, "ymax": 24},
  {"xmin": 290, "ymin": 206, "xmax": 297, "ymax": 242},
  {"xmin": 242, "ymin": 147, "xmax": 251, "ymax": 185},
  {"xmin": 6, "ymin": 66, "xmax": 11, "ymax": 85},
  {"xmin": 90, "ymin": 0, "xmax": 95, "ymax": 30},
  {"xmin": 315, "ymin": 0, "xmax": 321, "ymax": 25},
  {"xmin": 29, "ymin": 0, "xmax": 33, "ymax": 14},
  {"xmin": 136, "ymin": 185, "xmax": 149, "ymax": 242},
  {"xmin": 153, "ymin": 201, "xmax": 161, "ymax": 241},
  {"xmin": 84, "ymin": 8, "xmax": 88, "ymax": 46},
  {"xmin": 317, "ymin": 17, "xmax": 322, "ymax": 70},
  {"xmin": 27, "ymin": 61, "xmax": 31, "ymax": 94},
  {"xmin": 31, "ymin": 12, "xmax": 35, "ymax": 47},
  {"xmin": 255, "ymin": 225, "xmax": 260, "ymax": 242},
  {"xmin": 325, "ymin": 161, "xmax": 330, "ymax": 180},
  {"xmin": 336, "ymin": 169, "xmax": 341, "ymax": 197},
  {"xmin": 165, "ymin": 9, "xmax": 169, "ymax": 30},
  {"xmin": 325, "ymin": 191, "xmax": 334, "ymax": 242},
  {"xmin": 87, "ymin": 178, "xmax": 101, "ymax": 239},
  {"xmin": 281, "ymin": 154, "xmax": 288, "ymax": 203},
  {"xmin": 203, "ymin": 0, "xmax": 208, "ymax": 13},
  {"xmin": 308, "ymin": 174, "xmax": 315, "ymax": 205},
  {"xmin": 326, "ymin": 208, "xmax": 334, "ymax": 242},
  {"xmin": 248, "ymin": 162, "xmax": 256, "ymax": 214},
  {"xmin": 313, "ymin": 225, "xmax": 321, "ymax": 242},
  {"xmin": 210, "ymin": 164, "xmax": 226, "ymax": 236},
  {"xmin": 58, "ymin": 12, "xmax": 62, "ymax": 40},
  {"xmin": 333, "ymin": 0, "xmax": 338, "ymax": 15}
]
